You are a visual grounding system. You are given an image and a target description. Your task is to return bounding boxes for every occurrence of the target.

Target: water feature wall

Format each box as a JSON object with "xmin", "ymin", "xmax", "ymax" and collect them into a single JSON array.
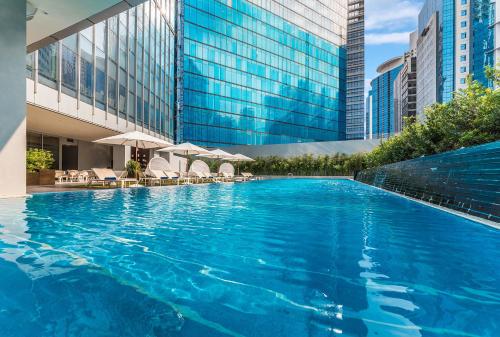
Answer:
[{"xmin": 355, "ymin": 141, "xmax": 500, "ymax": 222}]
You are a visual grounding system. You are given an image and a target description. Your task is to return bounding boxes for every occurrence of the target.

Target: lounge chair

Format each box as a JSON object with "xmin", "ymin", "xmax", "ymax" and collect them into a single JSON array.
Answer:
[
  {"xmin": 144, "ymin": 168, "xmax": 170, "ymax": 186},
  {"xmin": 218, "ymin": 163, "xmax": 235, "ymax": 182},
  {"xmin": 189, "ymin": 160, "xmax": 213, "ymax": 183},
  {"xmin": 144, "ymin": 157, "xmax": 179, "ymax": 185},
  {"xmin": 241, "ymin": 172, "xmax": 256, "ymax": 181},
  {"xmin": 55, "ymin": 170, "xmax": 68, "ymax": 183},
  {"xmin": 90, "ymin": 168, "xmax": 137, "ymax": 187},
  {"xmin": 67, "ymin": 170, "xmax": 79, "ymax": 182}
]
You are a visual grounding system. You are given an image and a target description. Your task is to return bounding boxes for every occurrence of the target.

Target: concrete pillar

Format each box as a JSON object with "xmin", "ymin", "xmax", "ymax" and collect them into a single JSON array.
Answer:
[
  {"xmin": 0, "ymin": 1, "xmax": 26, "ymax": 197},
  {"xmin": 113, "ymin": 145, "xmax": 131, "ymax": 170}
]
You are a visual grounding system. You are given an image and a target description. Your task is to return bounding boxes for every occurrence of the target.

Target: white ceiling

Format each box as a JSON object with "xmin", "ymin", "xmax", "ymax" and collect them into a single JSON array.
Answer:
[
  {"xmin": 27, "ymin": 104, "xmax": 117, "ymax": 141},
  {"xmin": 27, "ymin": 0, "xmax": 122, "ymax": 46}
]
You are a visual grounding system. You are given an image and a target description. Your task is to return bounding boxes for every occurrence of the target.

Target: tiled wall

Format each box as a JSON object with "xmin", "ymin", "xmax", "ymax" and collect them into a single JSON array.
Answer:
[{"xmin": 355, "ymin": 141, "xmax": 500, "ymax": 222}]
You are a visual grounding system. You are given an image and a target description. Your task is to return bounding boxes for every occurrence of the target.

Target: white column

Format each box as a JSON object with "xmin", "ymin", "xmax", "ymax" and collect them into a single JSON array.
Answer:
[
  {"xmin": 0, "ymin": 1, "xmax": 27, "ymax": 197},
  {"xmin": 113, "ymin": 145, "xmax": 131, "ymax": 170}
]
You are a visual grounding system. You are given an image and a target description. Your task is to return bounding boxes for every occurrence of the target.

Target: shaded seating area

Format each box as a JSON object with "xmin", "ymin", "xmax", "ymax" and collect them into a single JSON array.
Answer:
[
  {"xmin": 48, "ymin": 134, "xmax": 258, "ymax": 190},
  {"xmin": 189, "ymin": 160, "xmax": 217, "ymax": 183},
  {"xmin": 218, "ymin": 163, "xmax": 235, "ymax": 182},
  {"xmin": 143, "ymin": 157, "xmax": 180, "ymax": 186}
]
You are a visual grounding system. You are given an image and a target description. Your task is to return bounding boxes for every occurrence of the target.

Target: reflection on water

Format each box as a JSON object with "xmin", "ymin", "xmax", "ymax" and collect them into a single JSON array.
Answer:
[{"xmin": 0, "ymin": 180, "xmax": 499, "ymax": 337}]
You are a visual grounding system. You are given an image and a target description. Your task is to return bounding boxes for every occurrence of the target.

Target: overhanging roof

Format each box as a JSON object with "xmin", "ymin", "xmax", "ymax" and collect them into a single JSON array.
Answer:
[{"xmin": 27, "ymin": 0, "xmax": 147, "ymax": 52}]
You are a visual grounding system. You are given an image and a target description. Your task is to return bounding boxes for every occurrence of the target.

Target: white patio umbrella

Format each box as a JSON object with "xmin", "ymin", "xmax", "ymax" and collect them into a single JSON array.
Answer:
[
  {"xmin": 227, "ymin": 153, "xmax": 254, "ymax": 175},
  {"xmin": 197, "ymin": 148, "xmax": 236, "ymax": 160},
  {"xmin": 228, "ymin": 153, "xmax": 255, "ymax": 162},
  {"xmin": 94, "ymin": 131, "xmax": 172, "ymax": 160},
  {"xmin": 157, "ymin": 142, "xmax": 211, "ymax": 172}
]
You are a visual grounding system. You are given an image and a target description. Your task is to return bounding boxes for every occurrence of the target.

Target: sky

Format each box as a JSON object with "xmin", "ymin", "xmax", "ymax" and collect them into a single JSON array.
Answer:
[{"xmin": 364, "ymin": 0, "xmax": 423, "ymax": 95}]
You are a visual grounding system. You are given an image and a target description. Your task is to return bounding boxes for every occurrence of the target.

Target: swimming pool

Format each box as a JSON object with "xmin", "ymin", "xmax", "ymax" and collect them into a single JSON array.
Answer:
[{"xmin": 0, "ymin": 179, "xmax": 498, "ymax": 336}]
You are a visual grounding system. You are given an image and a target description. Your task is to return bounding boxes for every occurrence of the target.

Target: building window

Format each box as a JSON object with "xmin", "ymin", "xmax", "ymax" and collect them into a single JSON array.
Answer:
[
  {"xmin": 460, "ymin": 78, "xmax": 466, "ymax": 84},
  {"xmin": 61, "ymin": 35, "xmax": 77, "ymax": 96},
  {"xmin": 460, "ymin": 66, "xmax": 467, "ymax": 73},
  {"xmin": 461, "ymin": 44, "xmax": 467, "ymax": 50},
  {"xmin": 38, "ymin": 43, "xmax": 58, "ymax": 88},
  {"xmin": 461, "ymin": 21, "xmax": 467, "ymax": 28},
  {"xmin": 461, "ymin": 10, "xmax": 467, "ymax": 16},
  {"xmin": 95, "ymin": 21, "xmax": 107, "ymax": 110},
  {"xmin": 460, "ymin": 55, "xmax": 467, "ymax": 62},
  {"xmin": 26, "ymin": 53, "xmax": 34, "ymax": 79},
  {"xmin": 80, "ymin": 27, "xmax": 93, "ymax": 104},
  {"xmin": 461, "ymin": 32, "xmax": 467, "ymax": 39},
  {"xmin": 461, "ymin": 0, "xmax": 467, "ymax": 4}
]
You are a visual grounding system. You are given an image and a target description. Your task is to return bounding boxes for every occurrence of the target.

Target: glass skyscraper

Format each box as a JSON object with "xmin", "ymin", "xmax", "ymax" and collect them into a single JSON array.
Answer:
[
  {"xmin": 179, "ymin": 0, "xmax": 347, "ymax": 147},
  {"xmin": 369, "ymin": 57, "xmax": 404, "ymax": 139},
  {"xmin": 346, "ymin": 0, "xmax": 365, "ymax": 140},
  {"xmin": 417, "ymin": 0, "xmax": 495, "ymax": 104},
  {"xmin": 27, "ymin": 0, "xmax": 176, "ymax": 140}
]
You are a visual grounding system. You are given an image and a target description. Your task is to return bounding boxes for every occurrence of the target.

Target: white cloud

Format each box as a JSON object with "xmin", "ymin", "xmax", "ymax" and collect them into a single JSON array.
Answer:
[
  {"xmin": 365, "ymin": 0, "xmax": 422, "ymax": 31},
  {"xmin": 365, "ymin": 32, "xmax": 413, "ymax": 45}
]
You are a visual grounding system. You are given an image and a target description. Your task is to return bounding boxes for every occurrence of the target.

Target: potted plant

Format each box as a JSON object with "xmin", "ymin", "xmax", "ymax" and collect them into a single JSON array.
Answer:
[
  {"xmin": 26, "ymin": 148, "xmax": 55, "ymax": 185},
  {"xmin": 126, "ymin": 160, "xmax": 141, "ymax": 179}
]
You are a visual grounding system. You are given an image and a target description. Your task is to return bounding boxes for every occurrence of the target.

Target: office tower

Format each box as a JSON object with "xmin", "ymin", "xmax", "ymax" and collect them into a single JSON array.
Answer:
[
  {"xmin": 394, "ymin": 32, "xmax": 418, "ymax": 132},
  {"xmin": 346, "ymin": 0, "xmax": 365, "ymax": 140},
  {"xmin": 368, "ymin": 57, "xmax": 404, "ymax": 139},
  {"xmin": 417, "ymin": 0, "xmax": 495, "ymax": 113},
  {"xmin": 178, "ymin": 0, "xmax": 348, "ymax": 146},
  {"xmin": 417, "ymin": 12, "xmax": 440, "ymax": 120}
]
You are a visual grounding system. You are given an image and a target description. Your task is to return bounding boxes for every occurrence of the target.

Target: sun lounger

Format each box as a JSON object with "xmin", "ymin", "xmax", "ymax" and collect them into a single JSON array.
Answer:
[
  {"xmin": 218, "ymin": 163, "xmax": 235, "ymax": 182},
  {"xmin": 90, "ymin": 168, "xmax": 137, "ymax": 187}
]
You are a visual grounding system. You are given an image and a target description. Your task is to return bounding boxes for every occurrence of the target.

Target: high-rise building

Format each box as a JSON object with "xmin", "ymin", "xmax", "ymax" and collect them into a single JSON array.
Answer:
[
  {"xmin": 416, "ymin": 11, "xmax": 440, "ymax": 120},
  {"xmin": 346, "ymin": 0, "xmax": 365, "ymax": 140},
  {"xmin": 178, "ymin": 0, "xmax": 348, "ymax": 147},
  {"xmin": 416, "ymin": 0, "xmax": 496, "ymax": 112},
  {"xmin": 367, "ymin": 57, "xmax": 404, "ymax": 139},
  {"xmin": 394, "ymin": 32, "xmax": 418, "ymax": 132}
]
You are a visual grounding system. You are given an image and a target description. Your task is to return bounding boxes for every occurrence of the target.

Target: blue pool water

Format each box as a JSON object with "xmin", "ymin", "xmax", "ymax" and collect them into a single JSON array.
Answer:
[{"xmin": 0, "ymin": 179, "xmax": 499, "ymax": 337}]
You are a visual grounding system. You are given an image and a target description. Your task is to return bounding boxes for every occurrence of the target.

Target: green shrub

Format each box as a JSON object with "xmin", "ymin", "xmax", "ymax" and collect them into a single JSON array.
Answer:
[
  {"xmin": 26, "ymin": 148, "xmax": 55, "ymax": 172},
  {"xmin": 126, "ymin": 160, "xmax": 141, "ymax": 178}
]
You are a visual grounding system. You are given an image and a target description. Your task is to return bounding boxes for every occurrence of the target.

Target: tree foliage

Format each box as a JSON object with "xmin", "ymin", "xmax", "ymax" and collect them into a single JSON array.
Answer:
[{"xmin": 26, "ymin": 148, "xmax": 55, "ymax": 172}]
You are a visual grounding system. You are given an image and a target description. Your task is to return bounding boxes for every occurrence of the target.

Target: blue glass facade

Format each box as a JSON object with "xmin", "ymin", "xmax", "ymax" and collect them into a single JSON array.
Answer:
[
  {"xmin": 471, "ymin": 0, "xmax": 495, "ymax": 87},
  {"xmin": 370, "ymin": 65, "xmax": 403, "ymax": 139},
  {"xmin": 441, "ymin": 0, "xmax": 455, "ymax": 102},
  {"xmin": 419, "ymin": 0, "xmax": 495, "ymax": 105},
  {"xmin": 29, "ymin": 0, "xmax": 176, "ymax": 140},
  {"xmin": 180, "ymin": 0, "xmax": 346, "ymax": 146}
]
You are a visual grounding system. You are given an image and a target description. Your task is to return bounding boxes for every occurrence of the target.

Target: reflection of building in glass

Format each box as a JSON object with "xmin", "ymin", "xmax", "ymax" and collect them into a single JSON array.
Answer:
[{"xmin": 179, "ymin": 0, "xmax": 348, "ymax": 146}]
